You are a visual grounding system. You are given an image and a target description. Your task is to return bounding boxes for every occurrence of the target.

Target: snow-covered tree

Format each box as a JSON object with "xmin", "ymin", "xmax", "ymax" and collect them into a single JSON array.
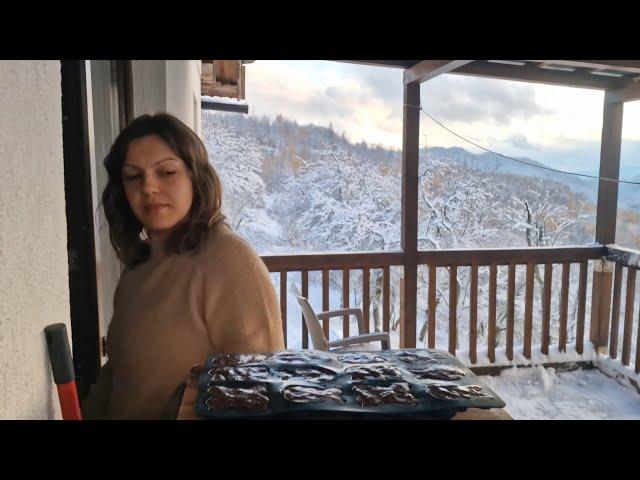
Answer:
[{"xmin": 202, "ymin": 111, "xmax": 281, "ymax": 250}]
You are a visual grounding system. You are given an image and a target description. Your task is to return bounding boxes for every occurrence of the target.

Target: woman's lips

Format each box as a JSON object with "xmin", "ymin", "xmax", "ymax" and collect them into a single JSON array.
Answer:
[{"xmin": 144, "ymin": 204, "xmax": 169, "ymax": 213}]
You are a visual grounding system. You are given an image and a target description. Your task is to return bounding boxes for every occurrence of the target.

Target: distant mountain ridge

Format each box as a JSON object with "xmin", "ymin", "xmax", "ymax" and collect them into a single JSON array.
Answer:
[{"xmin": 206, "ymin": 111, "xmax": 640, "ymax": 209}]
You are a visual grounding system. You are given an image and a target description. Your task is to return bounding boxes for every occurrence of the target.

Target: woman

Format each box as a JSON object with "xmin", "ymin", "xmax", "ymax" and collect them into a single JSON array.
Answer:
[{"xmin": 82, "ymin": 113, "xmax": 284, "ymax": 419}]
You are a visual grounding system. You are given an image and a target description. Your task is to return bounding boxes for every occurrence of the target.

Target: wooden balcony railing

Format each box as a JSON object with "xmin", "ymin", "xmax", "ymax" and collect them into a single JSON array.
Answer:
[
  {"xmin": 415, "ymin": 246, "xmax": 604, "ymax": 364},
  {"xmin": 263, "ymin": 252, "xmax": 403, "ymax": 348},
  {"xmin": 262, "ymin": 246, "xmax": 612, "ymax": 366},
  {"xmin": 604, "ymin": 245, "xmax": 640, "ymax": 374}
]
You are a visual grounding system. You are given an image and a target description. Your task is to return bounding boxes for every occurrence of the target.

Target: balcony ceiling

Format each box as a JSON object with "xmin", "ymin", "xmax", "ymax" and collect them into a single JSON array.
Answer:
[{"xmin": 345, "ymin": 60, "xmax": 640, "ymax": 91}]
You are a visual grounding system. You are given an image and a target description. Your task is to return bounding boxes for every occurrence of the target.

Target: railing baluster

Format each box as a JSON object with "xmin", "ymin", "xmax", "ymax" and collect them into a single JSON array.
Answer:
[
  {"xmin": 622, "ymin": 267, "xmax": 637, "ymax": 366},
  {"xmin": 507, "ymin": 263, "xmax": 515, "ymax": 361},
  {"xmin": 524, "ymin": 263, "xmax": 534, "ymax": 359},
  {"xmin": 541, "ymin": 263, "xmax": 553, "ymax": 355},
  {"xmin": 559, "ymin": 262, "xmax": 570, "ymax": 352},
  {"xmin": 322, "ymin": 269, "xmax": 330, "ymax": 339},
  {"xmin": 262, "ymin": 247, "xmax": 606, "ymax": 360},
  {"xmin": 342, "ymin": 268, "xmax": 349, "ymax": 338},
  {"xmin": 383, "ymin": 266, "xmax": 390, "ymax": 333},
  {"xmin": 470, "ymin": 263, "xmax": 478, "ymax": 364},
  {"xmin": 301, "ymin": 270, "xmax": 309, "ymax": 349},
  {"xmin": 428, "ymin": 265, "xmax": 436, "ymax": 349},
  {"xmin": 280, "ymin": 271, "xmax": 287, "ymax": 348},
  {"xmin": 488, "ymin": 264, "xmax": 497, "ymax": 363},
  {"xmin": 609, "ymin": 263, "xmax": 624, "ymax": 359},
  {"xmin": 636, "ymin": 307, "xmax": 640, "ymax": 374},
  {"xmin": 449, "ymin": 265, "xmax": 457, "ymax": 355},
  {"xmin": 576, "ymin": 261, "xmax": 588, "ymax": 355},
  {"xmin": 363, "ymin": 268, "xmax": 370, "ymax": 334}
]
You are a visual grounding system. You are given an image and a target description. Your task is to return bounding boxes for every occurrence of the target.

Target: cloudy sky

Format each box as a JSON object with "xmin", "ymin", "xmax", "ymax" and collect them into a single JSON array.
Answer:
[{"xmin": 245, "ymin": 60, "xmax": 640, "ymax": 179}]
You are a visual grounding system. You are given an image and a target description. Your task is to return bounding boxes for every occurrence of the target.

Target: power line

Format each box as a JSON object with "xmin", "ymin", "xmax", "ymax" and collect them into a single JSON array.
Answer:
[{"xmin": 405, "ymin": 103, "xmax": 640, "ymax": 186}]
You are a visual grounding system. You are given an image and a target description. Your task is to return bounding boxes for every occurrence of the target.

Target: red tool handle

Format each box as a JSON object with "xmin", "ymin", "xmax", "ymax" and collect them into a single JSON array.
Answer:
[
  {"xmin": 44, "ymin": 324, "xmax": 83, "ymax": 420},
  {"xmin": 56, "ymin": 381, "xmax": 83, "ymax": 420}
]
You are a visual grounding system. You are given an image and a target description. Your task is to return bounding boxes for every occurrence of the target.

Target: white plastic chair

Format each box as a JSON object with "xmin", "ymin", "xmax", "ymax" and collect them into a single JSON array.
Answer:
[{"xmin": 296, "ymin": 296, "xmax": 391, "ymax": 351}]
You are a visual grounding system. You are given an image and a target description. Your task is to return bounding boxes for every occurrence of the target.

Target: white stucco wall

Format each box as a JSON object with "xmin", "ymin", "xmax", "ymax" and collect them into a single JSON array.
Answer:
[
  {"xmin": 132, "ymin": 60, "xmax": 201, "ymax": 135},
  {"xmin": 132, "ymin": 60, "xmax": 166, "ymax": 117},
  {"xmin": 0, "ymin": 61, "xmax": 70, "ymax": 419},
  {"xmin": 166, "ymin": 60, "xmax": 202, "ymax": 135}
]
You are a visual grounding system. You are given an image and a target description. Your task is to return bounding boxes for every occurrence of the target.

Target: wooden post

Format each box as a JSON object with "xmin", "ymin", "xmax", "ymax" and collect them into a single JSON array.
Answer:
[
  {"xmin": 322, "ymin": 270, "xmax": 330, "ymax": 339},
  {"xmin": 342, "ymin": 268, "xmax": 350, "ymax": 338},
  {"xmin": 400, "ymin": 82, "xmax": 420, "ymax": 348},
  {"xmin": 523, "ymin": 263, "xmax": 535, "ymax": 359},
  {"xmin": 488, "ymin": 264, "xmax": 497, "ymax": 362},
  {"xmin": 576, "ymin": 261, "xmax": 588, "ymax": 355},
  {"xmin": 506, "ymin": 263, "xmax": 516, "ymax": 360},
  {"xmin": 469, "ymin": 264, "xmax": 478, "ymax": 363},
  {"xmin": 590, "ymin": 92, "xmax": 623, "ymax": 352},
  {"xmin": 383, "ymin": 266, "xmax": 391, "ymax": 333},
  {"xmin": 363, "ymin": 268, "xmax": 370, "ymax": 333},
  {"xmin": 301, "ymin": 270, "xmax": 309, "ymax": 349},
  {"xmin": 280, "ymin": 271, "xmax": 287, "ymax": 347},
  {"xmin": 399, "ymin": 277, "xmax": 405, "ymax": 342},
  {"xmin": 589, "ymin": 259, "xmax": 614, "ymax": 350},
  {"xmin": 428, "ymin": 265, "xmax": 437, "ymax": 349},
  {"xmin": 449, "ymin": 266, "xmax": 458, "ymax": 355}
]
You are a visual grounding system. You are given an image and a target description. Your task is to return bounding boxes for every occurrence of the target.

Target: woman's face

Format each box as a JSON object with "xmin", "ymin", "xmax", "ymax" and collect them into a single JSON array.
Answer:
[{"xmin": 122, "ymin": 135, "xmax": 194, "ymax": 238}]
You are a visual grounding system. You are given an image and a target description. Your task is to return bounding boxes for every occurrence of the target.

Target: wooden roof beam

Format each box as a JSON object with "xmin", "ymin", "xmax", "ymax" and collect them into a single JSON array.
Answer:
[
  {"xmin": 452, "ymin": 61, "xmax": 627, "ymax": 90},
  {"xmin": 528, "ymin": 60, "xmax": 640, "ymax": 74},
  {"xmin": 403, "ymin": 60, "xmax": 473, "ymax": 85}
]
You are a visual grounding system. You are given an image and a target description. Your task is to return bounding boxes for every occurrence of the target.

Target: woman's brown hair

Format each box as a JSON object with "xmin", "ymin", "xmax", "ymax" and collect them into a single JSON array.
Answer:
[{"xmin": 102, "ymin": 113, "xmax": 225, "ymax": 267}]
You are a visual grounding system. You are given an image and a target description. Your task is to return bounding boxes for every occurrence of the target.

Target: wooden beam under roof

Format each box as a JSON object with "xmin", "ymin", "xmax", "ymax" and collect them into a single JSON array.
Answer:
[
  {"xmin": 403, "ymin": 60, "xmax": 474, "ymax": 84},
  {"xmin": 527, "ymin": 60, "xmax": 640, "ymax": 75},
  {"xmin": 451, "ymin": 60, "xmax": 629, "ymax": 90}
]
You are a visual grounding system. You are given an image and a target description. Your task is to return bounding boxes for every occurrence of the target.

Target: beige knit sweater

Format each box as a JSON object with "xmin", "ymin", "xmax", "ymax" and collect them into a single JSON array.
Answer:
[{"xmin": 82, "ymin": 224, "xmax": 284, "ymax": 419}]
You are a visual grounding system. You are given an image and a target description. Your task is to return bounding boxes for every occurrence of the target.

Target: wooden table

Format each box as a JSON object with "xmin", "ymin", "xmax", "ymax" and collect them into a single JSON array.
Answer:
[{"xmin": 176, "ymin": 367, "xmax": 512, "ymax": 420}]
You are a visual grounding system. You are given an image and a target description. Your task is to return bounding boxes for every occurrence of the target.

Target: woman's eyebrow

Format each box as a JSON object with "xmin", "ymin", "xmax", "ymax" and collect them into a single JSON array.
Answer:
[{"xmin": 123, "ymin": 158, "xmax": 180, "ymax": 169}]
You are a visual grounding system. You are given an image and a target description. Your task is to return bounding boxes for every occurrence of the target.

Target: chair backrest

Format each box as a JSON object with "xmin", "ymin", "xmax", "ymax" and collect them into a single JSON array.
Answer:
[{"xmin": 296, "ymin": 296, "xmax": 329, "ymax": 351}]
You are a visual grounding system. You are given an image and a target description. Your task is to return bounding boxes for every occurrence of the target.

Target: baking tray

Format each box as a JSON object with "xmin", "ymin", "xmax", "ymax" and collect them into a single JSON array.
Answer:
[{"xmin": 195, "ymin": 349, "xmax": 505, "ymax": 420}]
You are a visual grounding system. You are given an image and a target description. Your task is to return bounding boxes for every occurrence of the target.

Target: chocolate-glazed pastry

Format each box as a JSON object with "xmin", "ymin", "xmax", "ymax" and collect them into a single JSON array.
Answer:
[
  {"xmin": 275, "ymin": 367, "xmax": 336, "ymax": 383},
  {"xmin": 205, "ymin": 385, "xmax": 270, "ymax": 411},
  {"xmin": 196, "ymin": 349, "xmax": 505, "ymax": 419},
  {"xmin": 426, "ymin": 383, "xmax": 491, "ymax": 400},
  {"xmin": 408, "ymin": 366, "xmax": 466, "ymax": 381},
  {"xmin": 283, "ymin": 385, "xmax": 344, "ymax": 404},
  {"xmin": 394, "ymin": 350, "xmax": 448, "ymax": 364},
  {"xmin": 345, "ymin": 364, "xmax": 403, "ymax": 382},
  {"xmin": 209, "ymin": 353, "xmax": 268, "ymax": 368},
  {"xmin": 337, "ymin": 352, "xmax": 387, "ymax": 364},
  {"xmin": 352, "ymin": 383, "xmax": 418, "ymax": 407},
  {"xmin": 271, "ymin": 351, "xmax": 331, "ymax": 365},
  {"xmin": 208, "ymin": 366, "xmax": 270, "ymax": 382}
]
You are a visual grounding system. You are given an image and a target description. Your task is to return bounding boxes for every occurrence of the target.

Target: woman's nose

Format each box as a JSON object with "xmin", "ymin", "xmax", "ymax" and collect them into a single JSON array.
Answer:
[{"xmin": 141, "ymin": 174, "xmax": 160, "ymax": 195}]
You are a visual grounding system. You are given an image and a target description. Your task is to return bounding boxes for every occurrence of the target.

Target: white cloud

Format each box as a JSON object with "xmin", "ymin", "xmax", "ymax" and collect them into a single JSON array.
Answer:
[{"xmin": 243, "ymin": 61, "xmax": 640, "ymax": 170}]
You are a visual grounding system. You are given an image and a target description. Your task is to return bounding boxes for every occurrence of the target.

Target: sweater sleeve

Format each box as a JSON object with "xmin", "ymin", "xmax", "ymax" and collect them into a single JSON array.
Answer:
[
  {"xmin": 203, "ymin": 234, "xmax": 285, "ymax": 355},
  {"xmin": 81, "ymin": 361, "xmax": 113, "ymax": 420},
  {"xmin": 81, "ymin": 275, "xmax": 123, "ymax": 419}
]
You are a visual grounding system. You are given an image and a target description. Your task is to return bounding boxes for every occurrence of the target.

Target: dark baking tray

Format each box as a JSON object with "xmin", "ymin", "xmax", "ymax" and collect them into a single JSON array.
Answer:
[{"xmin": 195, "ymin": 349, "xmax": 505, "ymax": 420}]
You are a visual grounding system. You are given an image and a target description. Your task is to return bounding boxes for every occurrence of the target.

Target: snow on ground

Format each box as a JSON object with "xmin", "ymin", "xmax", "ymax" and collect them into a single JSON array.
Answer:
[{"xmin": 481, "ymin": 366, "xmax": 640, "ymax": 419}]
